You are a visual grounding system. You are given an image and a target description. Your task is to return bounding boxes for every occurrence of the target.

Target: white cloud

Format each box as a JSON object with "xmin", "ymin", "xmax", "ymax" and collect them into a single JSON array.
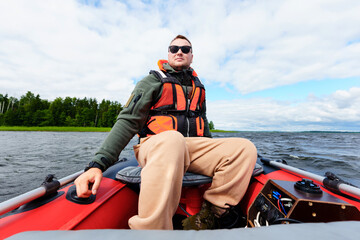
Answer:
[
  {"xmin": 188, "ymin": 0, "xmax": 360, "ymax": 94},
  {"xmin": 1, "ymin": 0, "xmax": 359, "ymax": 98},
  {"xmin": 207, "ymin": 87, "xmax": 360, "ymax": 131},
  {"xmin": 0, "ymin": 0, "xmax": 359, "ymax": 130},
  {"xmin": 0, "ymin": 0, "xmax": 172, "ymax": 102}
]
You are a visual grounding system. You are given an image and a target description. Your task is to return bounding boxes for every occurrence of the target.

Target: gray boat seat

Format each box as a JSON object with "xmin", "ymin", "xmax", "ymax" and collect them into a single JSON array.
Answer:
[{"xmin": 116, "ymin": 163, "xmax": 263, "ymax": 187}]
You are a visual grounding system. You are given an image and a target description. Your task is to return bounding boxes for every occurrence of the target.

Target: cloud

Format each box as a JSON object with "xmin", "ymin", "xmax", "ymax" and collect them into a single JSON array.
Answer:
[
  {"xmin": 0, "ymin": 0, "xmax": 359, "ymax": 130},
  {"xmin": 189, "ymin": 0, "xmax": 360, "ymax": 94},
  {"xmin": 207, "ymin": 87, "xmax": 360, "ymax": 131},
  {"xmin": 0, "ymin": 0, "xmax": 172, "ymax": 102},
  {"xmin": 1, "ymin": 0, "xmax": 360, "ymax": 98}
]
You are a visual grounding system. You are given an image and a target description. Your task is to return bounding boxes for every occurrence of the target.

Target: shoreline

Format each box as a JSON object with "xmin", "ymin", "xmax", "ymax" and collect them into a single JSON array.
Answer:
[
  {"xmin": 0, "ymin": 126, "xmax": 112, "ymax": 132},
  {"xmin": 0, "ymin": 126, "xmax": 358, "ymax": 133},
  {"xmin": 0, "ymin": 126, "xmax": 237, "ymax": 133}
]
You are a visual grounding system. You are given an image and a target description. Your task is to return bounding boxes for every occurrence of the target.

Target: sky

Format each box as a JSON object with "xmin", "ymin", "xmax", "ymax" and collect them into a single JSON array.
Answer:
[{"xmin": 1, "ymin": 0, "xmax": 360, "ymax": 131}]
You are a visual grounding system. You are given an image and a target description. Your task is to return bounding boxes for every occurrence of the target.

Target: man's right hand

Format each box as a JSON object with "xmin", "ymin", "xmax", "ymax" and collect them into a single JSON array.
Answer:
[{"xmin": 74, "ymin": 168, "xmax": 103, "ymax": 198}]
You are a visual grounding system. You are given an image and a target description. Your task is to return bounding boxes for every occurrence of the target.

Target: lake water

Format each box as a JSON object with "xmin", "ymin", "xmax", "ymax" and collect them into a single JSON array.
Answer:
[{"xmin": 1, "ymin": 131, "xmax": 359, "ymax": 203}]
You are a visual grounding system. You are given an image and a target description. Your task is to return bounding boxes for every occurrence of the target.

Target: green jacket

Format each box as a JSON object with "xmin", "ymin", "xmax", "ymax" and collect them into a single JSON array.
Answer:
[{"xmin": 92, "ymin": 62, "xmax": 211, "ymax": 171}]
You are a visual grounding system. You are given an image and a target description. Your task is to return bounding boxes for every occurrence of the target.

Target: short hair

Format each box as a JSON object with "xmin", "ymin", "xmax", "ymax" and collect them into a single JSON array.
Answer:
[{"xmin": 170, "ymin": 35, "xmax": 192, "ymax": 46}]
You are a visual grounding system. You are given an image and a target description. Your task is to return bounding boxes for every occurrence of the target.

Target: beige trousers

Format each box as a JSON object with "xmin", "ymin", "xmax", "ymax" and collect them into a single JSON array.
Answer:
[{"xmin": 128, "ymin": 130, "xmax": 257, "ymax": 229}]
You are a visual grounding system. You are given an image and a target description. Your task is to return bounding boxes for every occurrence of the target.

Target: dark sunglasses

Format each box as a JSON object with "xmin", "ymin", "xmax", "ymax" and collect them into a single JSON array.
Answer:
[{"xmin": 168, "ymin": 45, "xmax": 192, "ymax": 54}]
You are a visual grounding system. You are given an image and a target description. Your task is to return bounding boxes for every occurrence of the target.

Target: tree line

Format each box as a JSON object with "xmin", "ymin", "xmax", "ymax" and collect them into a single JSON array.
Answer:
[{"xmin": 0, "ymin": 91, "xmax": 123, "ymax": 127}]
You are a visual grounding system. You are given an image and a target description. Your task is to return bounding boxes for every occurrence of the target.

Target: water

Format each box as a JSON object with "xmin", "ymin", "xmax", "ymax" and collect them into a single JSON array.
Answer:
[{"xmin": 1, "ymin": 131, "xmax": 360, "ymax": 203}]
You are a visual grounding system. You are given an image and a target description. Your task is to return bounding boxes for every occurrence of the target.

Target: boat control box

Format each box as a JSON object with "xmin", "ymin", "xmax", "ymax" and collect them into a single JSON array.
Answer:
[{"xmin": 247, "ymin": 179, "xmax": 360, "ymax": 227}]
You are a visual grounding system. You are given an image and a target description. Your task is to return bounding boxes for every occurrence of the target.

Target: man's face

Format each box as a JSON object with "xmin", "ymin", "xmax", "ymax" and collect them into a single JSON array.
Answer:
[{"xmin": 168, "ymin": 38, "xmax": 193, "ymax": 71}]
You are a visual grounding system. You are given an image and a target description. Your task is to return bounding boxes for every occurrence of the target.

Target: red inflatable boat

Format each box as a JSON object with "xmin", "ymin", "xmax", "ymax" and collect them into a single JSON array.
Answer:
[{"xmin": 1, "ymin": 155, "xmax": 360, "ymax": 239}]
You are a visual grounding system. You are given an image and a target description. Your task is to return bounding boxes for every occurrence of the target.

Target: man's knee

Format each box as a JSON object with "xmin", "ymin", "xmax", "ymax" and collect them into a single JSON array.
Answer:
[
  {"xmin": 240, "ymin": 138, "xmax": 257, "ymax": 155},
  {"xmin": 226, "ymin": 138, "xmax": 256, "ymax": 152},
  {"xmin": 148, "ymin": 131, "xmax": 187, "ymax": 161},
  {"xmin": 225, "ymin": 138, "xmax": 257, "ymax": 165},
  {"xmin": 154, "ymin": 130, "xmax": 186, "ymax": 147}
]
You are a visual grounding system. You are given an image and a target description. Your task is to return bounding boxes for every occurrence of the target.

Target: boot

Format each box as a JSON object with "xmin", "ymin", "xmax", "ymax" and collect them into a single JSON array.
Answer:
[
  {"xmin": 182, "ymin": 201, "xmax": 218, "ymax": 230},
  {"xmin": 182, "ymin": 201, "xmax": 240, "ymax": 230},
  {"xmin": 216, "ymin": 205, "xmax": 240, "ymax": 229}
]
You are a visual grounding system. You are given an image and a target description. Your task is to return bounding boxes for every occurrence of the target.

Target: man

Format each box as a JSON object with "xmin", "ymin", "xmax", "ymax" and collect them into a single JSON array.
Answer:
[{"xmin": 75, "ymin": 35, "xmax": 257, "ymax": 230}]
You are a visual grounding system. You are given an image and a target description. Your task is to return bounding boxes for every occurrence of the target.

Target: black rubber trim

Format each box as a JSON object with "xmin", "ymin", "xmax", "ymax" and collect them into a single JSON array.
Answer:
[
  {"xmin": 65, "ymin": 185, "xmax": 96, "ymax": 205},
  {"xmin": 8, "ymin": 191, "xmax": 65, "ymax": 215}
]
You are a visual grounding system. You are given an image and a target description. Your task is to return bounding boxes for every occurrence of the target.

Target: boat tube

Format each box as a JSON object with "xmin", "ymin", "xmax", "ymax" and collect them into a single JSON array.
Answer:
[
  {"xmin": 1, "ymin": 155, "xmax": 360, "ymax": 239},
  {"xmin": 7, "ymin": 221, "xmax": 360, "ymax": 240}
]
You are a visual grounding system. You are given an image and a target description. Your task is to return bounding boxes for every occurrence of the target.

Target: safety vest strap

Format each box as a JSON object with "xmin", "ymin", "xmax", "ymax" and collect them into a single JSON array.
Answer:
[{"xmin": 150, "ymin": 70, "xmax": 187, "ymax": 111}]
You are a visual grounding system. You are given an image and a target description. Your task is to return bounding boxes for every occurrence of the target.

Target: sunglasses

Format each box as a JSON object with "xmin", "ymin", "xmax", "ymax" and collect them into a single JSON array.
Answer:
[{"xmin": 168, "ymin": 45, "xmax": 192, "ymax": 54}]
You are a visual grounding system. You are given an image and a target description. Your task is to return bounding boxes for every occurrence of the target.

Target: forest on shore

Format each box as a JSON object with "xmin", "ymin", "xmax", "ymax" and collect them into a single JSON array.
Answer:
[
  {"xmin": 1, "ymin": 91, "xmax": 216, "ymax": 130},
  {"xmin": 0, "ymin": 92, "xmax": 122, "ymax": 127}
]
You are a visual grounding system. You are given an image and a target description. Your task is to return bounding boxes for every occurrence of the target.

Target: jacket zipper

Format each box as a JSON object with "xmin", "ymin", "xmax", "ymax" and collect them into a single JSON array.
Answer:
[
  {"xmin": 183, "ymin": 81, "xmax": 191, "ymax": 137},
  {"xmin": 186, "ymin": 99, "xmax": 190, "ymax": 137},
  {"xmin": 177, "ymin": 74, "xmax": 194, "ymax": 137}
]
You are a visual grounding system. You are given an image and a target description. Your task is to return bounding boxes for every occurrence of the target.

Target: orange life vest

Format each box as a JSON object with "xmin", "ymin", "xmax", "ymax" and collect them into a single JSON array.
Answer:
[{"xmin": 139, "ymin": 62, "xmax": 206, "ymax": 137}]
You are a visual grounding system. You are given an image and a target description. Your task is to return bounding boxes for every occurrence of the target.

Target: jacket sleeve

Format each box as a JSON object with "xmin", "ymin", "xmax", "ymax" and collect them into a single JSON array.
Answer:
[{"xmin": 91, "ymin": 74, "xmax": 162, "ymax": 171}]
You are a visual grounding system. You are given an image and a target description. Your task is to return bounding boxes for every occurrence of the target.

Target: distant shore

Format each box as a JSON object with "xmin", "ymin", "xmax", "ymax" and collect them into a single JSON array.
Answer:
[
  {"xmin": 0, "ymin": 126, "xmax": 237, "ymax": 133},
  {"xmin": 1, "ymin": 126, "xmax": 357, "ymax": 133},
  {"xmin": 210, "ymin": 129, "xmax": 238, "ymax": 133},
  {"xmin": 0, "ymin": 126, "xmax": 112, "ymax": 132}
]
